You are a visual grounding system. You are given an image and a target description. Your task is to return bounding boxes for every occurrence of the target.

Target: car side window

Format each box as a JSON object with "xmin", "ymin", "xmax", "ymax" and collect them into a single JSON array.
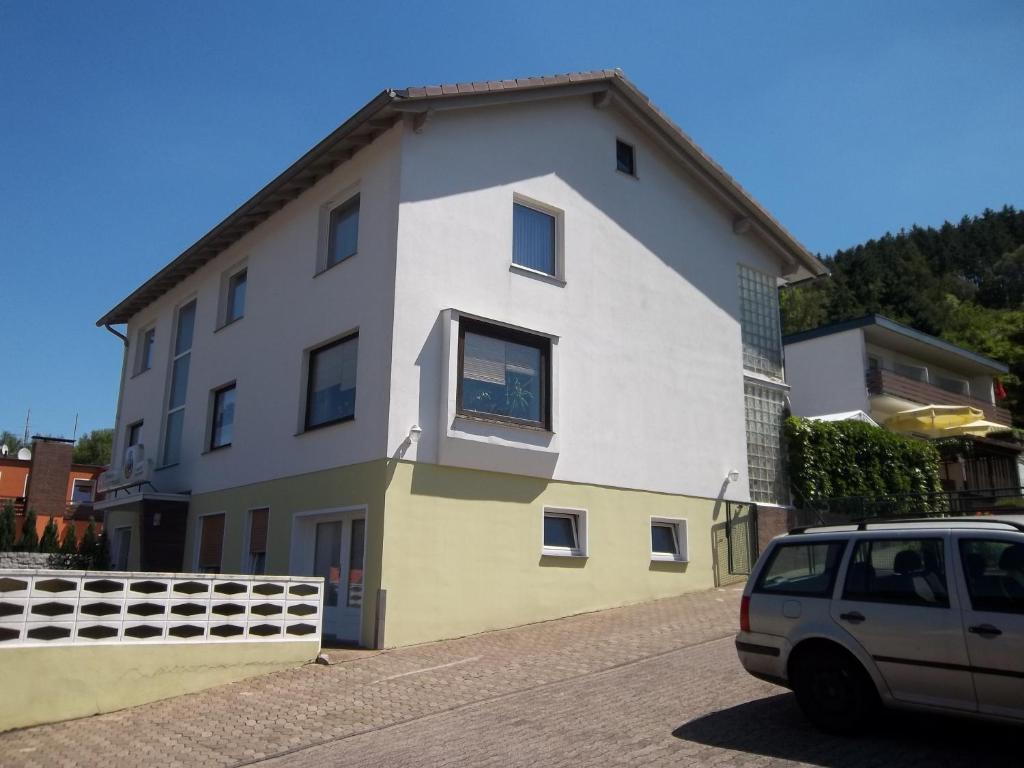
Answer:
[
  {"xmin": 843, "ymin": 538, "xmax": 949, "ymax": 608},
  {"xmin": 959, "ymin": 539, "xmax": 1024, "ymax": 615},
  {"xmin": 755, "ymin": 542, "xmax": 847, "ymax": 597}
]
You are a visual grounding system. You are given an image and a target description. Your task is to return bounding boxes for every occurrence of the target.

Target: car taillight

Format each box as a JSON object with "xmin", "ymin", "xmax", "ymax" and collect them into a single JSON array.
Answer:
[{"xmin": 740, "ymin": 595, "xmax": 751, "ymax": 633}]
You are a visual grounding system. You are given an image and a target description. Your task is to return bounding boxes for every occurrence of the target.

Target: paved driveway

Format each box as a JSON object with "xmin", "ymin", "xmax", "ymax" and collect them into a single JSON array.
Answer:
[{"xmin": 0, "ymin": 586, "xmax": 1017, "ymax": 767}]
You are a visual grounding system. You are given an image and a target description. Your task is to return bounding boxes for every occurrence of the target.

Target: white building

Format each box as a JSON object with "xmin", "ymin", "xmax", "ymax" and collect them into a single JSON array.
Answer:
[{"xmin": 96, "ymin": 70, "xmax": 825, "ymax": 648}]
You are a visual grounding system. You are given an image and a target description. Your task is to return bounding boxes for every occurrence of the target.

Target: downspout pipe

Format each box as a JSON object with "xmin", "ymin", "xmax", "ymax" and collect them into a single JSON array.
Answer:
[{"xmin": 104, "ymin": 324, "xmax": 128, "ymax": 345}]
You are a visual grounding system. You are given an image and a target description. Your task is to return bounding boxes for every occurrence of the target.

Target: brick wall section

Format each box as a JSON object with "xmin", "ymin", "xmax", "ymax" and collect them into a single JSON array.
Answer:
[
  {"xmin": 867, "ymin": 369, "xmax": 1012, "ymax": 425},
  {"xmin": 24, "ymin": 438, "xmax": 74, "ymax": 519},
  {"xmin": 757, "ymin": 506, "xmax": 797, "ymax": 552}
]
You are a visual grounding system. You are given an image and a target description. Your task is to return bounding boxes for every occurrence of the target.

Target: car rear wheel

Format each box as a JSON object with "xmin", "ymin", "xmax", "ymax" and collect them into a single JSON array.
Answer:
[{"xmin": 791, "ymin": 646, "xmax": 877, "ymax": 734}]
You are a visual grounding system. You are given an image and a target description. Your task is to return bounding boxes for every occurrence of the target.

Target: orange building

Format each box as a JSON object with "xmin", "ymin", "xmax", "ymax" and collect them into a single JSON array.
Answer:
[{"xmin": 0, "ymin": 437, "xmax": 105, "ymax": 543}]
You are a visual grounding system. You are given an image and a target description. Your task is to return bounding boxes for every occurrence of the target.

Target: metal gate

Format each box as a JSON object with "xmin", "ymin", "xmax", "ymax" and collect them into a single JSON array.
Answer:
[{"xmin": 713, "ymin": 502, "xmax": 759, "ymax": 587}]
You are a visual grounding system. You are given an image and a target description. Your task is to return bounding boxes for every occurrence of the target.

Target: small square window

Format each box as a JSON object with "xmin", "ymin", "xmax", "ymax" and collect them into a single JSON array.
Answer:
[
  {"xmin": 210, "ymin": 383, "xmax": 236, "ymax": 450},
  {"xmin": 135, "ymin": 327, "xmax": 155, "ymax": 374},
  {"xmin": 225, "ymin": 268, "xmax": 247, "ymax": 324},
  {"xmin": 651, "ymin": 518, "xmax": 688, "ymax": 562},
  {"xmin": 70, "ymin": 479, "xmax": 94, "ymax": 505},
  {"xmin": 616, "ymin": 139, "xmax": 635, "ymax": 176},
  {"xmin": 542, "ymin": 508, "xmax": 587, "ymax": 557},
  {"xmin": 305, "ymin": 333, "xmax": 358, "ymax": 430},
  {"xmin": 513, "ymin": 202, "xmax": 556, "ymax": 276},
  {"xmin": 326, "ymin": 195, "xmax": 360, "ymax": 269}
]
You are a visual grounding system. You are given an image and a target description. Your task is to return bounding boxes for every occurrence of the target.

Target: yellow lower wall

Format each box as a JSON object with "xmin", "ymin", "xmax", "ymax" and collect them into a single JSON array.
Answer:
[
  {"xmin": 186, "ymin": 460, "xmax": 388, "ymax": 649},
  {"xmin": 379, "ymin": 461, "xmax": 720, "ymax": 648},
  {"xmin": 0, "ymin": 640, "xmax": 319, "ymax": 732}
]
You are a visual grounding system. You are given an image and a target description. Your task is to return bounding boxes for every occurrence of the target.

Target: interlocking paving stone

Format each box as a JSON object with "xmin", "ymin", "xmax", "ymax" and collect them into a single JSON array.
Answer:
[{"xmin": 1, "ymin": 585, "xmax": 1015, "ymax": 767}]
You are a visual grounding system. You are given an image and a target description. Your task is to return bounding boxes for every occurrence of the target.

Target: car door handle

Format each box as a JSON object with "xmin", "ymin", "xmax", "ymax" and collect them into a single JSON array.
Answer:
[
  {"xmin": 968, "ymin": 624, "xmax": 1002, "ymax": 638},
  {"xmin": 839, "ymin": 612, "xmax": 866, "ymax": 624}
]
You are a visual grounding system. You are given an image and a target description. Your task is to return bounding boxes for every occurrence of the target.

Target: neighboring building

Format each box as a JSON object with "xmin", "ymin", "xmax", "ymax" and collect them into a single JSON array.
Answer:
[
  {"xmin": 0, "ymin": 436, "xmax": 105, "ymax": 542},
  {"xmin": 96, "ymin": 70, "xmax": 826, "ymax": 648},
  {"xmin": 784, "ymin": 314, "xmax": 1021, "ymax": 493}
]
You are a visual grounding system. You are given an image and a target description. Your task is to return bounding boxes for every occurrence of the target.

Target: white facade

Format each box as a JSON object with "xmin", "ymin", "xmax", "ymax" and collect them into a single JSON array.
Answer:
[
  {"xmin": 785, "ymin": 329, "xmax": 870, "ymax": 417},
  {"xmin": 108, "ymin": 87, "xmax": 810, "ymax": 504}
]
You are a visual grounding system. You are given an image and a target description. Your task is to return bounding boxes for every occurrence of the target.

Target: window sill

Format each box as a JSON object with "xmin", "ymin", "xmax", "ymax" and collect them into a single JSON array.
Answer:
[
  {"xmin": 651, "ymin": 554, "xmax": 688, "ymax": 563},
  {"xmin": 296, "ymin": 414, "xmax": 355, "ymax": 436},
  {"xmin": 201, "ymin": 443, "xmax": 232, "ymax": 455},
  {"xmin": 509, "ymin": 264, "xmax": 566, "ymax": 287},
  {"xmin": 616, "ymin": 168, "xmax": 638, "ymax": 180},
  {"xmin": 541, "ymin": 548, "xmax": 587, "ymax": 559},
  {"xmin": 454, "ymin": 414, "xmax": 552, "ymax": 434},
  {"xmin": 314, "ymin": 252, "xmax": 357, "ymax": 278},
  {"xmin": 155, "ymin": 462, "xmax": 179, "ymax": 472},
  {"xmin": 214, "ymin": 317, "xmax": 243, "ymax": 334},
  {"xmin": 129, "ymin": 368, "xmax": 151, "ymax": 381}
]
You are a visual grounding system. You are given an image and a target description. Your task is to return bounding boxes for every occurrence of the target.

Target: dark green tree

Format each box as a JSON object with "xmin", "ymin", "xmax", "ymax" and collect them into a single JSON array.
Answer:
[
  {"xmin": 0, "ymin": 431, "xmax": 24, "ymax": 457},
  {"xmin": 91, "ymin": 530, "xmax": 110, "ymax": 570},
  {"xmin": 39, "ymin": 517, "xmax": 60, "ymax": 553},
  {"xmin": 17, "ymin": 509, "xmax": 38, "ymax": 551},
  {"xmin": 59, "ymin": 522, "xmax": 79, "ymax": 556},
  {"xmin": 72, "ymin": 429, "xmax": 114, "ymax": 466},
  {"xmin": 0, "ymin": 504, "xmax": 15, "ymax": 551},
  {"xmin": 80, "ymin": 518, "xmax": 98, "ymax": 565}
]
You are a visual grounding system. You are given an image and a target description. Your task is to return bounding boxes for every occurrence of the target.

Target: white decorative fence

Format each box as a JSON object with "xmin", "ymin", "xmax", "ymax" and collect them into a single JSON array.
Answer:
[{"xmin": 0, "ymin": 570, "xmax": 323, "ymax": 647}]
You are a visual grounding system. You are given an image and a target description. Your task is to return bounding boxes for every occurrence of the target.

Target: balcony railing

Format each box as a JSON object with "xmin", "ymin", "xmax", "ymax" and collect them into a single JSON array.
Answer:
[{"xmin": 866, "ymin": 368, "xmax": 1012, "ymax": 426}]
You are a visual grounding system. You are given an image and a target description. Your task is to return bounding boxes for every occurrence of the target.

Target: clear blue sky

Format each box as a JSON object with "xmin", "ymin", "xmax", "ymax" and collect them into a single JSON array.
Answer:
[{"xmin": 1, "ymin": 0, "xmax": 1022, "ymax": 440}]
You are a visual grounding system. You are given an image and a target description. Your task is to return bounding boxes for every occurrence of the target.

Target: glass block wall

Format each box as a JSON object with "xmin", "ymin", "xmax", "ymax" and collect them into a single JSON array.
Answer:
[
  {"xmin": 743, "ymin": 381, "xmax": 787, "ymax": 504},
  {"xmin": 738, "ymin": 266, "xmax": 783, "ymax": 379}
]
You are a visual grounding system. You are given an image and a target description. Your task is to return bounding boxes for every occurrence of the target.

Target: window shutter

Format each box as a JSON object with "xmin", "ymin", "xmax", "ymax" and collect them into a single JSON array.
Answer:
[
  {"xmin": 463, "ymin": 333, "xmax": 507, "ymax": 384},
  {"xmin": 512, "ymin": 203, "xmax": 555, "ymax": 274},
  {"xmin": 249, "ymin": 508, "xmax": 268, "ymax": 554},
  {"xmin": 199, "ymin": 514, "xmax": 225, "ymax": 570}
]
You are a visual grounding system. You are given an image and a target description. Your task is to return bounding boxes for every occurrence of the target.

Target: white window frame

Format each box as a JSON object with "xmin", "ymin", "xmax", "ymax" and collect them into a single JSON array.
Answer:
[
  {"xmin": 296, "ymin": 329, "xmax": 359, "ymax": 434},
  {"xmin": 133, "ymin": 324, "xmax": 156, "ymax": 376},
  {"xmin": 510, "ymin": 193, "xmax": 566, "ymax": 285},
  {"xmin": 316, "ymin": 186, "xmax": 361, "ymax": 275},
  {"xmin": 650, "ymin": 517, "xmax": 688, "ymax": 563},
  {"xmin": 160, "ymin": 298, "xmax": 197, "ymax": 468},
  {"xmin": 541, "ymin": 506, "xmax": 588, "ymax": 558},
  {"xmin": 193, "ymin": 510, "xmax": 226, "ymax": 574},
  {"xmin": 242, "ymin": 506, "xmax": 270, "ymax": 575},
  {"xmin": 205, "ymin": 380, "xmax": 237, "ymax": 452},
  {"xmin": 70, "ymin": 478, "xmax": 94, "ymax": 505},
  {"xmin": 216, "ymin": 259, "xmax": 248, "ymax": 330}
]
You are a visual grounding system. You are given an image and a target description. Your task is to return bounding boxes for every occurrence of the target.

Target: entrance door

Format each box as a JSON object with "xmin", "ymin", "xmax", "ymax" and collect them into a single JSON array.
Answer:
[{"xmin": 313, "ymin": 515, "xmax": 365, "ymax": 643}]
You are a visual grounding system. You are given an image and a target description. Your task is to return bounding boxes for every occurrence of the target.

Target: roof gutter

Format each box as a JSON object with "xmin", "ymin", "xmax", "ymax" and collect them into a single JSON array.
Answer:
[{"xmin": 104, "ymin": 324, "xmax": 128, "ymax": 345}]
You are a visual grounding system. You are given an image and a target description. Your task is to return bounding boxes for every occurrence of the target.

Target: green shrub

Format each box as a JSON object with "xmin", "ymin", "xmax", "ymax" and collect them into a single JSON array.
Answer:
[
  {"xmin": 0, "ymin": 504, "xmax": 14, "ymax": 552},
  {"xmin": 39, "ymin": 517, "xmax": 60, "ymax": 553},
  {"xmin": 59, "ymin": 522, "xmax": 79, "ymax": 555},
  {"xmin": 784, "ymin": 416, "xmax": 943, "ymax": 515},
  {"xmin": 80, "ymin": 518, "xmax": 99, "ymax": 566},
  {"xmin": 16, "ymin": 509, "xmax": 39, "ymax": 551}
]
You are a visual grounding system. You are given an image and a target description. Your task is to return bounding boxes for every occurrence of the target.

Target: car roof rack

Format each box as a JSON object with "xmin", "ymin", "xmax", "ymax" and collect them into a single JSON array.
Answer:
[{"xmin": 789, "ymin": 516, "xmax": 1024, "ymax": 535}]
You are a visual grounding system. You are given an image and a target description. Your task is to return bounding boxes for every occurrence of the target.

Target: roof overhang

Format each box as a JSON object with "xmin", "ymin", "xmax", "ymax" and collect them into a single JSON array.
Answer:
[
  {"xmin": 97, "ymin": 69, "xmax": 827, "ymax": 327},
  {"xmin": 93, "ymin": 491, "xmax": 190, "ymax": 512},
  {"xmin": 784, "ymin": 314, "xmax": 1009, "ymax": 376}
]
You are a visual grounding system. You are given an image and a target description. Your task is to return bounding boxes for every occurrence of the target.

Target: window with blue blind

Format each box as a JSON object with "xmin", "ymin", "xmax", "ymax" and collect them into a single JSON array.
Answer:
[{"xmin": 512, "ymin": 202, "xmax": 556, "ymax": 276}]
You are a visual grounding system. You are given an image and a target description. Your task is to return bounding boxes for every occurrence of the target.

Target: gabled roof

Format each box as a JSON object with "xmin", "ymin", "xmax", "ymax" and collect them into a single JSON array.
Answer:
[
  {"xmin": 97, "ymin": 69, "xmax": 827, "ymax": 326},
  {"xmin": 783, "ymin": 314, "xmax": 1009, "ymax": 375}
]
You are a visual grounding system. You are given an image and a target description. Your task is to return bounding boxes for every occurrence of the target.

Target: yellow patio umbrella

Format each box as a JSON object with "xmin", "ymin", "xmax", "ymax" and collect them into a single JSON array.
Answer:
[
  {"xmin": 941, "ymin": 419, "xmax": 1008, "ymax": 437},
  {"xmin": 885, "ymin": 405, "xmax": 984, "ymax": 437}
]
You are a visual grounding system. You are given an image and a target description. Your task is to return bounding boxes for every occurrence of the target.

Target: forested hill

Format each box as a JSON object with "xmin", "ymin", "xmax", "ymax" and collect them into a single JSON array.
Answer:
[{"xmin": 779, "ymin": 205, "xmax": 1024, "ymax": 427}]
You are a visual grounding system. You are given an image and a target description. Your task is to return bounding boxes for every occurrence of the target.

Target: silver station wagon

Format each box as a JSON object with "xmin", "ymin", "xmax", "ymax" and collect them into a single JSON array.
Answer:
[{"xmin": 736, "ymin": 516, "xmax": 1024, "ymax": 732}]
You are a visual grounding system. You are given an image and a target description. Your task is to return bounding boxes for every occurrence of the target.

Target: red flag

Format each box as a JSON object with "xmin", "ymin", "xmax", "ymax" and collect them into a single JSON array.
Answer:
[{"xmin": 994, "ymin": 377, "xmax": 1008, "ymax": 401}]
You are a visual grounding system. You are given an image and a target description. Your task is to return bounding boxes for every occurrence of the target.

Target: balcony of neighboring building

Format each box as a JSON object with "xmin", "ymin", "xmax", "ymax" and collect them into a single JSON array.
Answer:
[{"xmin": 866, "ymin": 366, "xmax": 1012, "ymax": 427}]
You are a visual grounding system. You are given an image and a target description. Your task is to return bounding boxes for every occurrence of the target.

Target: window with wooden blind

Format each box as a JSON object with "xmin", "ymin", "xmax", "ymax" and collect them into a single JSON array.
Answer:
[
  {"xmin": 197, "ymin": 513, "xmax": 225, "ymax": 574},
  {"xmin": 457, "ymin": 318, "xmax": 550, "ymax": 429},
  {"xmin": 248, "ymin": 508, "xmax": 269, "ymax": 575}
]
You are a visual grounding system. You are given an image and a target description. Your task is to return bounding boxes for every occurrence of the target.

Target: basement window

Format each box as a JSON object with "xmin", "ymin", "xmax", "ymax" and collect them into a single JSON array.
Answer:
[
  {"xmin": 651, "ymin": 518, "xmax": 688, "ymax": 562},
  {"xmin": 542, "ymin": 508, "xmax": 587, "ymax": 557}
]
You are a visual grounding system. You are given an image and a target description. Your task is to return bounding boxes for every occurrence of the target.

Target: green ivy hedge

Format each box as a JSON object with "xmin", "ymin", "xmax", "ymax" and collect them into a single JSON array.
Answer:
[{"xmin": 784, "ymin": 416, "xmax": 943, "ymax": 513}]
